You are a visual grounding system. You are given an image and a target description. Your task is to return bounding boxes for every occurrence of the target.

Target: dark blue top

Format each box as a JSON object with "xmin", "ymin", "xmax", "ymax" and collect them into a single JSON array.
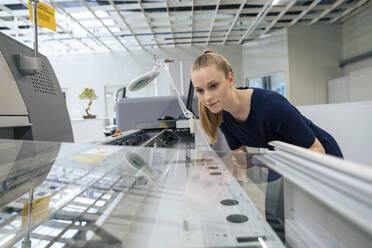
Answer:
[{"xmin": 220, "ymin": 88, "xmax": 343, "ymax": 158}]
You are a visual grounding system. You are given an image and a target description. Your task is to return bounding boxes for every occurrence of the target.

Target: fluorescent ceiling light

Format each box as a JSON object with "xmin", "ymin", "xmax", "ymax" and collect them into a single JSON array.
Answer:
[
  {"xmin": 110, "ymin": 27, "xmax": 120, "ymax": 32},
  {"xmin": 272, "ymin": 0, "xmax": 280, "ymax": 5},
  {"xmin": 81, "ymin": 20, "xmax": 102, "ymax": 27},
  {"xmin": 71, "ymin": 11, "xmax": 94, "ymax": 19},
  {"xmin": 72, "ymin": 27, "xmax": 87, "ymax": 36},
  {"xmin": 55, "ymin": 13, "xmax": 69, "ymax": 22},
  {"xmin": 101, "ymin": 39, "xmax": 116, "ymax": 44},
  {"xmin": 103, "ymin": 19, "xmax": 115, "ymax": 26},
  {"xmin": 95, "ymin": 10, "xmax": 108, "ymax": 18},
  {"xmin": 260, "ymin": 34, "xmax": 270, "ymax": 39}
]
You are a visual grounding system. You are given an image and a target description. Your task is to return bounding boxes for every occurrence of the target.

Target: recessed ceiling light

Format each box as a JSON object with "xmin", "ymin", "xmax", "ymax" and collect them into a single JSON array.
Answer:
[
  {"xmin": 110, "ymin": 27, "xmax": 120, "ymax": 32},
  {"xmin": 81, "ymin": 20, "xmax": 102, "ymax": 27},
  {"xmin": 71, "ymin": 12, "xmax": 94, "ymax": 19},
  {"xmin": 103, "ymin": 20, "xmax": 115, "ymax": 26},
  {"xmin": 272, "ymin": 0, "xmax": 280, "ymax": 5},
  {"xmin": 95, "ymin": 10, "xmax": 108, "ymax": 18}
]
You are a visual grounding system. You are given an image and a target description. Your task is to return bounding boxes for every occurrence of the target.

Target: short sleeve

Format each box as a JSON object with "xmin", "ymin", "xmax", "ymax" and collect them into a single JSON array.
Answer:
[
  {"xmin": 269, "ymin": 96, "xmax": 315, "ymax": 148},
  {"xmin": 219, "ymin": 122, "xmax": 243, "ymax": 150}
]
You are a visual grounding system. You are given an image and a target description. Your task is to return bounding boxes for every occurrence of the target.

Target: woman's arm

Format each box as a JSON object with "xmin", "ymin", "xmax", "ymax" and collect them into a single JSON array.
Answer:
[
  {"xmin": 231, "ymin": 145, "xmax": 248, "ymax": 168},
  {"xmin": 229, "ymin": 145, "xmax": 249, "ymax": 181},
  {"xmin": 309, "ymin": 138, "xmax": 325, "ymax": 154},
  {"xmin": 232, "ymin": 145, "xmax": 247, "ymax": 153},
  {"xmin": 233, "ymin": 140, "xmax": 324, "ymax": 155}
]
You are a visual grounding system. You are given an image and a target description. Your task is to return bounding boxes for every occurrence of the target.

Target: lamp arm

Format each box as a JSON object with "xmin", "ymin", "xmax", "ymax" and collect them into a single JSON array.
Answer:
[
  {"xmin": 163, "ymin": 64, "xmax": 211, "ymax": 148},
  {"xmin": 163, "ymin": 63, "xmax": 192, "ymax": 118}
]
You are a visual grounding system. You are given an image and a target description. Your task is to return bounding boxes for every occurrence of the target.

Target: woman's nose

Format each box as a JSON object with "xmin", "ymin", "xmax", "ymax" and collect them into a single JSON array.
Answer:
[{"xmin": 204, "ymin": 91, "xmax": 213, "ymax": 101}]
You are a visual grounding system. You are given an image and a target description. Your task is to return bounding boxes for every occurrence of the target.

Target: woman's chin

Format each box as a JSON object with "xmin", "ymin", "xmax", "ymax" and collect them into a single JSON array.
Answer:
[{"xmin": 207, "ymin": 107, "xmax": 221, "ymax": 113}]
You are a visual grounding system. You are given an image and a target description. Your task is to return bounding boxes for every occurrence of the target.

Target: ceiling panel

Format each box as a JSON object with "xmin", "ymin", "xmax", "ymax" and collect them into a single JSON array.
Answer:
[{"xmin": 0, "ymin": 0, "xmax": 370, "ymax": 55}]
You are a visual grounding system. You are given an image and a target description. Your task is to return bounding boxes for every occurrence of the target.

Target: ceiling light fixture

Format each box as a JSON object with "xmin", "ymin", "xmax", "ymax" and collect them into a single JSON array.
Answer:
[{"xmin": 272, "ymin": 0, "xmax": 280, "ymax": 5}]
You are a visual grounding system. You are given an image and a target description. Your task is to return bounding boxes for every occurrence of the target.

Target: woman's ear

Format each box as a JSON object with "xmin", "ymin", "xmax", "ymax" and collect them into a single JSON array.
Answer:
[{"xmin": 228, "ymin": 71, "xmax": 234, "ymax": 87}]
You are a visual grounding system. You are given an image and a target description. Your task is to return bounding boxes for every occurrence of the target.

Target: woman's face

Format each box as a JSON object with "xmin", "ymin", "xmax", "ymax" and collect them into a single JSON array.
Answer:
[{"xmin": 191, "ymin": 65, "xmax": 234, "ymax": 113}]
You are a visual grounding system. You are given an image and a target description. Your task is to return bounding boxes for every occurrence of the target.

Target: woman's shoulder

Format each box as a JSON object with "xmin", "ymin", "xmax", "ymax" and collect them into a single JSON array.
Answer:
[
  {"xmin": 252, "ymin": 88, "xmax": 288, "ymax": 110},
  {"xmin": 254, "ymin": 87, "xmax": 282, "ymax": 99}
]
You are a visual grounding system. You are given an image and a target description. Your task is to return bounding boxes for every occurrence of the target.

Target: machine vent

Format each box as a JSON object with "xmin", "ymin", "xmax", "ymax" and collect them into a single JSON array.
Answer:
[{"xmin": 31, "ymin": 61, "xmax": 56, "ymax": 95}]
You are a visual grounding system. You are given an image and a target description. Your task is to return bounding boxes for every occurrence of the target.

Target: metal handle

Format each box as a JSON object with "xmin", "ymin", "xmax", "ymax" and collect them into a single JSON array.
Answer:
[{"xmin": 31, "ymin": 0, "xmax": 39, "ymax": 57}]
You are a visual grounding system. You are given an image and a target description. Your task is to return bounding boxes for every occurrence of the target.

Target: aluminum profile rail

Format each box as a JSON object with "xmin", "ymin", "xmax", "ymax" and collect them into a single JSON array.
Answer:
[{"xmin": 255, "ymin": 140, "xmax": 372, "ymax": 247}]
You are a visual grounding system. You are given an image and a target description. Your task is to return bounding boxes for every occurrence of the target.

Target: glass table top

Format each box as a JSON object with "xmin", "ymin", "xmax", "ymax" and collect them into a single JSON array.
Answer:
[{"xmin": 0, "ymin": 139, "xmax": 284, "ymax": 248}]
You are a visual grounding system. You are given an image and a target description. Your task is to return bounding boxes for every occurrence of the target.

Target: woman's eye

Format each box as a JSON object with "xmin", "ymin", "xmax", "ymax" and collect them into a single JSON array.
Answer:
[
  {"xmin": 196, "ymin": 89, "xmax": 203, "ymax": 94},
  {"xmin": 210, "ymin": 83, "xmax": 217, "ymax": 89}
]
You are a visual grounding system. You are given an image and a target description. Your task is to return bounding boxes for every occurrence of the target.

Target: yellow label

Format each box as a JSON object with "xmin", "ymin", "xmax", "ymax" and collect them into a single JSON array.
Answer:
[
  {"xmin": 22, "ymin": 195, "xmax": 51, "ymax": 228},
  {"xmin": 70, "ymin": 155, "xmax": 106, "ymax": 164},
  {"xmin": 28, "ymin": 0, "xmax": 56, "ymax": 32},
  {"xmin": 160, "ymin": 122, "xmax": 167, "ymax": 128}
]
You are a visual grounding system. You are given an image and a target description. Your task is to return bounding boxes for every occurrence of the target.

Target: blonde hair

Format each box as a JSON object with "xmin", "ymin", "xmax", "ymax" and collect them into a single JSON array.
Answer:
[{"xmin": 191, "ymin": 50, "xmax": 233, "ymax": 143}]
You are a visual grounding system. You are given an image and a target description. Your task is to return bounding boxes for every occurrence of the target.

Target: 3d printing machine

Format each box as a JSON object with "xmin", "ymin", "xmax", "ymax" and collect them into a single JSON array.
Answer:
[{"xmin": 109, "ymin": 67, "xmax": 210, "ymax": 150}]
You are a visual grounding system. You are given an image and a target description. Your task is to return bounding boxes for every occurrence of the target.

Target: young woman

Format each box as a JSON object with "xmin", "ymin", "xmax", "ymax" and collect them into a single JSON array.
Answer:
[{"xmin": 191, "ymin": 50, "xmax": 343, "ymax": 158}]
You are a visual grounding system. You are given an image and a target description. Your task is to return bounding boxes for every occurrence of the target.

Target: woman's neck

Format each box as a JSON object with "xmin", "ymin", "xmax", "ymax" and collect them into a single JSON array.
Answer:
[{"xmin": 224, "ymin": 88, "xmax": 253, "ymax": 122}]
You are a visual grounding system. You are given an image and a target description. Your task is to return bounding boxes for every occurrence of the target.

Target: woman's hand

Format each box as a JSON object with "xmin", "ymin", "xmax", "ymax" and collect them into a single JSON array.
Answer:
[{"xmin": 309, "ymin": 138, "xmax": 325, "ymax": 154}]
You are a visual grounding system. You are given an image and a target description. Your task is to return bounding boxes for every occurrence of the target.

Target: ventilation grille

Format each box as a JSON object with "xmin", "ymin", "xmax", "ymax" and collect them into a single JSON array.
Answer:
[{"xmin": 31, "ymin": 61, "xmax": 56, "ymax": 95}]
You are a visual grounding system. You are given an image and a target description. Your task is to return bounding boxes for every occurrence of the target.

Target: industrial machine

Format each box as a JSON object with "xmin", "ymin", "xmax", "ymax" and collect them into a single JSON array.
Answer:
[
  {"xmin": 0, "ymin": 138, "xmax": 371, "ymax": 248},
  {"xmin": 0, "ymin": 139, "xmax": 285, "ymax": 248},
  {"xmin": 115, "ymin": 95, "xmax": 198, "ymax": 133},
  {"xmin": 0, "ymin": 32, "xmax": 73, "ymax": 142}
]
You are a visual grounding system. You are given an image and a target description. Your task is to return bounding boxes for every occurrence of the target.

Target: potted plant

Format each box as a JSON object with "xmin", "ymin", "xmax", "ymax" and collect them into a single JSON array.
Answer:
[{"xmin": 78, "ymin": 88, "xmax": 98, "ymax": 119}]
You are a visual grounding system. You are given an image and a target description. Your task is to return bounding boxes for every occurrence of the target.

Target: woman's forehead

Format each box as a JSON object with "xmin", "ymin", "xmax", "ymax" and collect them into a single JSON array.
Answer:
[
  {"xmin": 193, "ymin": 64, "xmax": 219, "ymax": 74},
  {"xmin": 192, "ymin": 65, "xmax": 224, "ymax": 83}
]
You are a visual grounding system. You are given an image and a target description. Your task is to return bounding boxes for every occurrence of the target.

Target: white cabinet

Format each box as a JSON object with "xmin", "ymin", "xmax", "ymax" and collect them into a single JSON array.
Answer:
[{"xmin": 328, "ymin": 66, "xmax": 372, "ymax": 103}]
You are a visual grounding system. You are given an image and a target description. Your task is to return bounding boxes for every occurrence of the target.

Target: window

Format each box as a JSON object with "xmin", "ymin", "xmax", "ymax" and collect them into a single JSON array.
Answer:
[{"xmin": 247, "ymin": 72, "xmax": 286, "ymax": 97}]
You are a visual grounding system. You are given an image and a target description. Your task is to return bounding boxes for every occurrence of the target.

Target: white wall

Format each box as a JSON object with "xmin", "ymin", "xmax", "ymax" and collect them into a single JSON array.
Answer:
[
  {"xmin": 242, "ymin": 30, "xmax": 289, "ymax": 95},
  {"xmin": 328, "ymin": 67, "xmax": 372, "ymax": 103},
  {"xmin": 49, "ymin": 45, "xmax": 243, "ymax": 120},
  {"xmin": 327, "ymin": 5, "xmax": 372, "ymax": 103},
  {"xmin": 287, "ymin": 24, "xmax": 343, "ymax": 106},
  {"xmin": 49, "ymin": 51, "xmax": 155, "ymax": 120},
  {"xmin": 342, "ymin": 5, "xmax": 372, "ymax": 74},
  {"xmin": 243, "ymin": 25, "xmax": 344, "ymax": 106}
]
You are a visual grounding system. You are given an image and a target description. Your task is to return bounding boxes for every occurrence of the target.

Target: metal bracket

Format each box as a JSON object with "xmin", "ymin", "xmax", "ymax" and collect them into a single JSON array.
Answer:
[{"xmin": 14, "ymin": 54, "xmax": 42, "ymax": 75}]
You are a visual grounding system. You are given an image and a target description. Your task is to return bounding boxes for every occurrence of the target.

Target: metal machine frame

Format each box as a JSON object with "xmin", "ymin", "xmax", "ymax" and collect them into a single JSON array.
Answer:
[{"xmin": 0, "ymin": 32, "xmax": 73, "ymax": 142}]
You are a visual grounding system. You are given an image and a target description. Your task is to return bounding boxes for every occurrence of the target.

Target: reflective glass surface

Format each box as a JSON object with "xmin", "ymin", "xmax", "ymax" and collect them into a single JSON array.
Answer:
[{"xmin": 0, "ymin": 139, "xmax": 284, "ymax": 248}]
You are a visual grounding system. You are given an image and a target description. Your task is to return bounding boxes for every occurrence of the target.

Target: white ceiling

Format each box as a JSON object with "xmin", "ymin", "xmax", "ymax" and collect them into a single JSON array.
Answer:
[{"xmin": 0, "ymin": 0, "xmax": 370, "ymax": 55}]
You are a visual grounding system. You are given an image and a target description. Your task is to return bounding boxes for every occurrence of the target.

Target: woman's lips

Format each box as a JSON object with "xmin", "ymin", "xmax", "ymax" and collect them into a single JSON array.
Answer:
[{"xmin": 207, "ymin": 101, "xmax": 219, "ymax": 108}]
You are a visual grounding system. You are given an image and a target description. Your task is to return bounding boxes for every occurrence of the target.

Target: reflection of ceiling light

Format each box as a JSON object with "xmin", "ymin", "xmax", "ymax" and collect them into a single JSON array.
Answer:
[{"xmin": 0, "ymin": 234, "xmax": 15, "ymax": 247}]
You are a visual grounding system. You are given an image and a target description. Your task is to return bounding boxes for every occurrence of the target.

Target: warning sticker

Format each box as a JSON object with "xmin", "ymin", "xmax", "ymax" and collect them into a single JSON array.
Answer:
[{"xmin": 28, "ymin": 0, "xmax": 56, "ymax": 32}]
